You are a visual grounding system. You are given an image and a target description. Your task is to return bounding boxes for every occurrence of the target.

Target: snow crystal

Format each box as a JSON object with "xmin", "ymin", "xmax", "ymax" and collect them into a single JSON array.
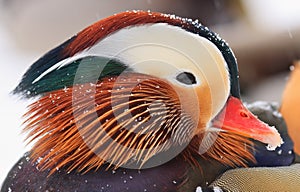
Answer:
[{"xmin": 267, "ymin": 144, "xmax": 278, "ymax": 151}]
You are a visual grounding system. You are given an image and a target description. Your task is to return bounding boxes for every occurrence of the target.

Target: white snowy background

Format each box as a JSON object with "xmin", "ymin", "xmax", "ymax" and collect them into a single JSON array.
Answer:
[
  {"xmin": 1, "ymin": 0, "xmax": 300, "ymax": 184},
  {"xmin": 0, "ymin": 26, "xmax": 33, "ymax": 183}
]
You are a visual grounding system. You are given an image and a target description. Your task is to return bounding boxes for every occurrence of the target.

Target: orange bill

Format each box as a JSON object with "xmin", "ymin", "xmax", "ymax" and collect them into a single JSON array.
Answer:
[{"xmin": 212, "ymin": 96, "xmax": 283, "ymax": 150}]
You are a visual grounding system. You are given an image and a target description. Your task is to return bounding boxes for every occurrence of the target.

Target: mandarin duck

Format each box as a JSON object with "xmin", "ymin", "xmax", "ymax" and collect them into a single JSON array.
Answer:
[{"xmin": 1, "ymin": 11, "xmax": 283, "ymax": 192}]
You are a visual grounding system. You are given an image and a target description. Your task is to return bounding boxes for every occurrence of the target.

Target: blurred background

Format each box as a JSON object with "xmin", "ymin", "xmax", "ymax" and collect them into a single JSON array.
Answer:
[{"xmin": 1, "ymin": 0, "xmax": 300, "ymax": 183}]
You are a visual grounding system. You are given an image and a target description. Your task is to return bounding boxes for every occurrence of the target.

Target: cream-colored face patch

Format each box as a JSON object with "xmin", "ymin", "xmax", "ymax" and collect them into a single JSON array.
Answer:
[{"xmin": 90, "ymin": 24, "xmax": 230, "ymax": 120}]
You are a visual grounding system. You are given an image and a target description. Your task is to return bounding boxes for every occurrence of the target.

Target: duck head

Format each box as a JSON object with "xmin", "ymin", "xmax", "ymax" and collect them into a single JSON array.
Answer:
[{"xmin": 14, "ymin": 11, "xmax": 282, "ymax": 173}]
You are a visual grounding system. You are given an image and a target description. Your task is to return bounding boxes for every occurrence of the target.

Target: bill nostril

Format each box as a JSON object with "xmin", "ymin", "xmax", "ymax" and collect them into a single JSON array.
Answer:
[{"xmin": 240, "ymin": 110, "xmax": 249, "ymax": 118}]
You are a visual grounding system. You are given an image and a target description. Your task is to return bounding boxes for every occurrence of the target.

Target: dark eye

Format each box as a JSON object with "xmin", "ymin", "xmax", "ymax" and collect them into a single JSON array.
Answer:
[{"xmin": 176, "ymin": 72, "xmax": 197, "ymax": 85}]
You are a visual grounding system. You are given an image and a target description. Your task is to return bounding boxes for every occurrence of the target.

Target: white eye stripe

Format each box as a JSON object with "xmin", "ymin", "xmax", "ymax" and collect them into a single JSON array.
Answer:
[
  {"xmin": 32, "ymin": 52, "xmax": 116, "ymax": 84},
  {"xmin": 32, "ymin": 53, "xmax": 86, "ymax": 84}
]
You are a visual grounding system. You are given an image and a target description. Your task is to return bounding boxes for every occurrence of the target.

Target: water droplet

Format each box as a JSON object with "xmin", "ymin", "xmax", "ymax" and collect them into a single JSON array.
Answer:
[
  {"xmin": 169, "ymin": 14, "xmax": 176, "ymax": 19},
  {"xmin": 37, "ymin": 157, "xmax": 43, "ymax": 163},
  {"xmin": 272, "ymin": 111, "xmax": 282, "ymax": 118},
  {"xmin": 196, "ymin": 186, "xmax": 203, "ymax": 192}
]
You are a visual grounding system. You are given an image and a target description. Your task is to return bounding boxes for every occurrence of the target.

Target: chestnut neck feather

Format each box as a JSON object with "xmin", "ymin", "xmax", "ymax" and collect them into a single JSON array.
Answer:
[{"xmin": 23, "ymin": 73, "xmax": 253, "ymax": 174}]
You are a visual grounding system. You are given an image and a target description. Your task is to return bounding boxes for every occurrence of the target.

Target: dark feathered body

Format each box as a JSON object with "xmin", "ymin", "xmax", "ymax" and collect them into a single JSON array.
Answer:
[
  {"xmin": 2, "ymin": 153, "xmax": 188, "ymax": 192},
  {"xmin": 2, "ymin": 102, "xmax": 292, "ymax": 192}
]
